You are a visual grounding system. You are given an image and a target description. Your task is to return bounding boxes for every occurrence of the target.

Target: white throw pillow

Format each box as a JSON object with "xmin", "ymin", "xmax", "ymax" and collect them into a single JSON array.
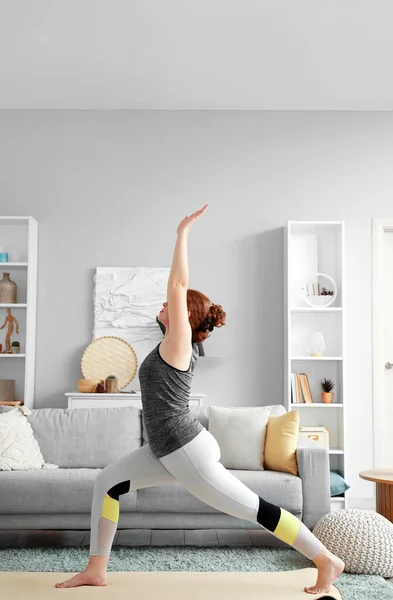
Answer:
[
  {"xmin": 0, "ymin": 406, "xmax": 49, "ymax": 470},
  {"xmin": 208, "ymin": 406, "xmax": 271, "ymax": 470}
]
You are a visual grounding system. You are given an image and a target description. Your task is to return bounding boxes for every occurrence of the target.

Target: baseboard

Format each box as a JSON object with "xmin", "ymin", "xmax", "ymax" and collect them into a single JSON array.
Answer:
[{"xmin": 347, "ymin": 497, "xmax": 376, "ymax": 510}]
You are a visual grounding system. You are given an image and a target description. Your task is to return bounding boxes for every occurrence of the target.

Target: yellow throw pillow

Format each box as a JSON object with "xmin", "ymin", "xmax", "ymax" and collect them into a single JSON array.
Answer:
[{"xmin": 263, "ymin": 410, "xmax": 299, "ymax": 476}]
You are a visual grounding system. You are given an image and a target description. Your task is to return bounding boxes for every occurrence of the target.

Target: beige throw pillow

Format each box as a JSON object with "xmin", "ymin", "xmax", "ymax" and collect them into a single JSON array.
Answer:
[
  {"xmin": 208, "ymin": 406, "xmax": 271, "ymax": 470},
  {"xmin": 263, "ymin": 410, "xmax": 299, "ymax": 475}
]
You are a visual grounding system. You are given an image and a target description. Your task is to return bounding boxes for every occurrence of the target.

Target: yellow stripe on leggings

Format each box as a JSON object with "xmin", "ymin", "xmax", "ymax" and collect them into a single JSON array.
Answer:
[
  {"xmin": 102, "ymin": 493, "xmax": 119, "ymax": 523},
  {"xmin": 273, "ymin": 508, "xmax": 301, "ymax": 546}
]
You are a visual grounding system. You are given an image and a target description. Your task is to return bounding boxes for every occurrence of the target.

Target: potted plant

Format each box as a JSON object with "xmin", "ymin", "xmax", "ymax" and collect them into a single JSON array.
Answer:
[
  {"xmin": 320, "ymin": 378, "xmax": 335, "ymax": 403},
  {"xmin": 11, "ymin": 341, "xmax": 20, "ymax": 354},
  {"xmin": 105, "ymin": 374, "xmax": 118, "ymax": 394}
]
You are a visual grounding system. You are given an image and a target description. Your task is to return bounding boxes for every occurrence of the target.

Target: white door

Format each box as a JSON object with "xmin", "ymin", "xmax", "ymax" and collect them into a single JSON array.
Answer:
[{"xmin": 373, "ymin": 218, "xmax": 393, "ymax": 467}]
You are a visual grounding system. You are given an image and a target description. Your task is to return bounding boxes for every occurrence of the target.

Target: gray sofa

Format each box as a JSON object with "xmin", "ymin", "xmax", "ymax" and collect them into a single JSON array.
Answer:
[{"xmin": 0, "ymin": 404, "xmax": 330, "ymax": 531}]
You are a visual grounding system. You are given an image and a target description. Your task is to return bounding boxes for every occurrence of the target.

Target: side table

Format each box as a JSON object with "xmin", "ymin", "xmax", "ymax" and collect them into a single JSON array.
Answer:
[{"xmin": 359, "ymin": 469, "xmax": 393, "ymax": 522}]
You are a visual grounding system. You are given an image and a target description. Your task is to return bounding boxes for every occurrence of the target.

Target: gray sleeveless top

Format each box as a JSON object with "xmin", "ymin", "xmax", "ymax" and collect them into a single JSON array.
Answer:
[{"xmin": 139, "ymin": 340, "xmax": 204, "ymax": 458}]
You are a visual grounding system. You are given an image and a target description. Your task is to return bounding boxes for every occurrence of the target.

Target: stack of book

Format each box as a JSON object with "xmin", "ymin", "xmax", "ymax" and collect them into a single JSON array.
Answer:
[{"xmin": 291, "ymin": 373, "xmax": 313, "ymax": 403}]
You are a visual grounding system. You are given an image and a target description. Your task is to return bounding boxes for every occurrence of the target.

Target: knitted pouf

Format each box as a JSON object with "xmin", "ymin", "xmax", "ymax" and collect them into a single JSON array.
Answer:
[{"xmin": 313, "ymin": 509, "xmax": 393, "ymax": 577}]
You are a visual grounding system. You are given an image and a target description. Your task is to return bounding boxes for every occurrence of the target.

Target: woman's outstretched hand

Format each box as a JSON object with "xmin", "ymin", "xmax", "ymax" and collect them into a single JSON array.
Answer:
[{"xmin": 177, "ymin": 204, "xmax": 209, "ymax": 236}]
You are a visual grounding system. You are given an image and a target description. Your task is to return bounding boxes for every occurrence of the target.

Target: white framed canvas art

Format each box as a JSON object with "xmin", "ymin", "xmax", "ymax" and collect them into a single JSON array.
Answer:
[{"xmin": 93, "ymin": 266, "xmax": 170, "ymax": 391}]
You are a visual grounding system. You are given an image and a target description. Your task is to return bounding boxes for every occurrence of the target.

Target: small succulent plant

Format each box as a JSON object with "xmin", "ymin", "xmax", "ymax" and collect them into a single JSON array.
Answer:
[
  {"xmin": 106, "ymin": 375, "xmax": 117, "ymax": 380},
  {"xmin": 320, "ymin": 287, "xmax": 334, "ymax": 296},
  {"xmin": 11, "ymin": 341, "xmax": 20, "ymax": 346},
  {"xmin": 320, "ymin": 378, "xmax": 335, "ymax": 392},
  {"xmin": 317, "ymin": 283, "xmax": 334, "ymax": 296}
]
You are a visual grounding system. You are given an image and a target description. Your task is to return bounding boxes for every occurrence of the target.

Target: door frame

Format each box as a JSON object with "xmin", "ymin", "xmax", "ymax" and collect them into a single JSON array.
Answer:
[{"xmin": 372, "ymin": 217, "xmax": 393, "ymax": 467}]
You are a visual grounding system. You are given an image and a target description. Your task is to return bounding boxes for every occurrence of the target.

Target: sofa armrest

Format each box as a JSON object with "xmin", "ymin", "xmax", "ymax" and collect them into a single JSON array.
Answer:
[{"xmin": 296, "ymin": 437, "xmax": 330, "ymax": 530}]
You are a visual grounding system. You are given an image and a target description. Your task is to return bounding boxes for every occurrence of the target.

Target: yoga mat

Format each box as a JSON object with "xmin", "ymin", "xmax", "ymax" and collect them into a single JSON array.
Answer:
[{"xmin": 0, "ymin": 568, "xmax": 341, "ymax": 599}]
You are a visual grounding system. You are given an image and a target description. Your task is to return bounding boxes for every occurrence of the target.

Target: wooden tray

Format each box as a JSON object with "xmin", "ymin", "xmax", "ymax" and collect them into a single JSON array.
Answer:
[{"xmin": 81, "ymin": 336, "xmax": 138, "ymax": 390}]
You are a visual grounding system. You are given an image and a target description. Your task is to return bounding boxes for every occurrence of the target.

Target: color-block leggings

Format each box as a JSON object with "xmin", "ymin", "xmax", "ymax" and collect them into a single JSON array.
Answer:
[{"xmin": 90, "ymin": 427, "xmax": 323, "ymax": 559}]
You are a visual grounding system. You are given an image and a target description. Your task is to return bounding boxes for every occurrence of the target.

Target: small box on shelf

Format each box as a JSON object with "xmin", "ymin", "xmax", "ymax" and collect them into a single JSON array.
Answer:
[{"xmin": 299, "ymin": 426, "xmax": 330, "ymax": 449}]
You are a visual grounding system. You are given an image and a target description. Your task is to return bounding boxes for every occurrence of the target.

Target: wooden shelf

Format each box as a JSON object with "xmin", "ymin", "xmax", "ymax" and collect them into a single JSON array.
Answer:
[{"xmin": 0, "ymin": 354, "xmax": 25, "ymax": 358}]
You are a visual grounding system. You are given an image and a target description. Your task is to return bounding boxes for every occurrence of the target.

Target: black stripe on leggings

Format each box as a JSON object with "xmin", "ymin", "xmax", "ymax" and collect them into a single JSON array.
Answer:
[
  {"xmin": 256, "ymin": 496, "xmax": 281, "ymax": 532},
  {"xmin": 107, "ymin": 480, "xmax": 131, "ymax": 500}
]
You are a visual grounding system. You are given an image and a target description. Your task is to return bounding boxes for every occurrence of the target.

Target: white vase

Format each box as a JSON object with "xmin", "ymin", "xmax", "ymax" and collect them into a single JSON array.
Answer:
[{"xmin": 0, "ymin": 273, "xmax": 17, "ymax": 303}]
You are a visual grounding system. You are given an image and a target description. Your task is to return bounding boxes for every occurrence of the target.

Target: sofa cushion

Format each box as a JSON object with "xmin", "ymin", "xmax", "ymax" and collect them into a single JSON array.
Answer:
[
  {"xmin": 136, "ymin": 469, "xmax": 302, "ymax": 515},
  {"xmin": 208, "ymin": 406, "xmax": 271, "ymax": 470},
  {"xmin": 264, "ymin": 410, "xmax": 299, "ymax": 476},
  {"xmin": 0, "ymin": 468, "xmax": 137, "ymax": 514},
  {"xmin": 142, "ymin": 404, "xmax": 286, "ymax": 446},
  {"xmin": 26, "ymin": 406, "xmax": 142, "ymax": 468},
  {"xmin": 0, "ymin": 407, "xmax": 46, "ymax": 471}
]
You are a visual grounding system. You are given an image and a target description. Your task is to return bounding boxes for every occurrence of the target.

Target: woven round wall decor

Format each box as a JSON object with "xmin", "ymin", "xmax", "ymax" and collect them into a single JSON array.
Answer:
[{"xmin": 81, "ymin": 336, "xmax": 138, "ymax": 390}]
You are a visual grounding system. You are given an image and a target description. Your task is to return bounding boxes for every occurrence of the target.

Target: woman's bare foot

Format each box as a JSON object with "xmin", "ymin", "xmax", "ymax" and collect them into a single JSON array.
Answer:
[
  {"xmin": 304, "ymin": 549, "xmax": 345, "ymax": 594},
  {"xmin": 54, "ymin": 569, "xmax": 107, "ymax": 589},
  {"xmin": 55, "ymin": 556, "xmax": 109, "ymax": 589}
]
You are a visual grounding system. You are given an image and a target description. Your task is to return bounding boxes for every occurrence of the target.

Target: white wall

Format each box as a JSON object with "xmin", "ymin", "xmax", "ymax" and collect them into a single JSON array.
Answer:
[{"xmin": 1, "ymin": 110, "xmax": 389, "ymax": 503}]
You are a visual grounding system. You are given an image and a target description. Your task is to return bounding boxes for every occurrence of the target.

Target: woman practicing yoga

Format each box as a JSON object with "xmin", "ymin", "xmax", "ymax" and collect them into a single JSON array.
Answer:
[{"xmin": 55, "ymin": 204, "xmax": 344, "ymax": 594}]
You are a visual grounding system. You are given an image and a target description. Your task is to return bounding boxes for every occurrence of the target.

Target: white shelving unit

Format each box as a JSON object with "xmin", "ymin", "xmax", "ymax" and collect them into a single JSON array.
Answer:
[
  {"xmin": 0, "ymin": 217, "xmax": 38, "ymax": 407},
  {"xmin": 283, "ymin": 221, "xmax": 347, "ymax": 511}
]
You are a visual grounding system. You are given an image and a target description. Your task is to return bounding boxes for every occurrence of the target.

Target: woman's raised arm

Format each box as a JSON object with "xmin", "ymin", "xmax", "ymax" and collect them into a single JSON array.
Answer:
[{"xmin": 168, "ymin": 204, "xmax": 209, "ymax": 287}]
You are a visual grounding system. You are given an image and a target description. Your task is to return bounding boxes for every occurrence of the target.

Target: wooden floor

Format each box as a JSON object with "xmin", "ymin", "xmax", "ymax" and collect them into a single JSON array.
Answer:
[{"xmin": 0, "ymin": 529, "xmax": 285, "ymax": 549}]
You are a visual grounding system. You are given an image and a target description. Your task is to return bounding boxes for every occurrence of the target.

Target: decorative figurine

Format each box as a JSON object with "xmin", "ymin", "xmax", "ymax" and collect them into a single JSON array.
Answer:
[
  {"xmin": 94, "ymin": 382, "xmax": 106, "ymax": 393},
  {"xmin": 0, "ymin": 308, "xmax": 19, "ymax": 353}
]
